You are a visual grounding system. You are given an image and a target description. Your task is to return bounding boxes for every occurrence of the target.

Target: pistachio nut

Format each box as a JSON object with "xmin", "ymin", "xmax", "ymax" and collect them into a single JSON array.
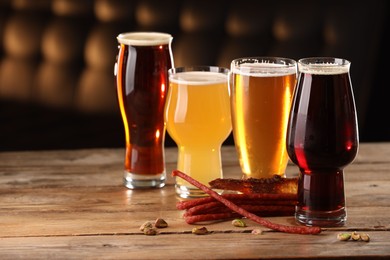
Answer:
[
  {"xmin": 360, "ymin": 233, "xmax": 370, "ymax": 242},
  {"xmin": 251, "ymin": 228, "xmax": 264, "ymax": 235},
  {"xmin": 154, "ymin": 218, "xmax": 168, "ymax": 228},
  {"xmin": 232, "ymin": 219, "xmax": 247, "ymax": 227},
  {"xmin": 192, "ymin": 226, "xmax": 209, "ymax": 235},
  {"xmin": 351, "ymin": 231, "xmax": 361, "ymax": 241},
  {"xmin": 337, "ymin": 233, "xmax": 351, "ymax": 241},
  {"xmin": 143, "ymin": 227, "xmax": 158, "ymax": 236},
  {"xmin": 140, "ymin": 221, "xmax": 153, "ymax": 231}
]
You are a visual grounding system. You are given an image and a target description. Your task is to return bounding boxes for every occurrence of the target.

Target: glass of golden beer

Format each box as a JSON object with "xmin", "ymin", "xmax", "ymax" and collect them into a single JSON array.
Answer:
[
  {"xmin": 165, "ymin": 66, "xmax": 232, "ymax": 198},
  {"xmin": 115, "ymin": 32, "xmax": 174, "ymax": 189},
  {"xmin": 230, "ymin": 57, "xmax": 297, "ymax": 179}
]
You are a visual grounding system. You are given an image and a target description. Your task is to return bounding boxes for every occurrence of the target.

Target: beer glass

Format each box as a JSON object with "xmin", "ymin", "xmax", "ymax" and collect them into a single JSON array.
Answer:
[
  {"xmin": 115, "ymin": 32, "xmax": 174, "ymax": 189},
  {"xmin": 230, "ymin": 57, "xmax": 297, "ymax": 179},
  {"xmin": 286, "ymin": 57, "xmax": 359, "ymax": 227},
  {"xmin": 165, "ymin": 66, "xmax": 232, "ymax": 198}
]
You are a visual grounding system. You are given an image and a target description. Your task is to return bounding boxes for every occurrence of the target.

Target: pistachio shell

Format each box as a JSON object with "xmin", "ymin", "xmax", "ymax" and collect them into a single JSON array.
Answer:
[
  {"xmin": 351, "ymin": 231, "xmax": 361, "ymax": 241},
  {"xmin": 337, "ymin": 232, "xmax": 351, "ymax": 241},
  {"xmin": 360, "ymin": 233, "xmax": 370, "ymax": 242},
  {"xmin": 143, "ymin": 227, "xmax": 158, "ymax": 236},
  {"xmin": 232, "ymin": 219, "xmax": 247, "ymax": 227},
  {"xmin": 252, "ymin": 228, "xmax": 264, "ymax": 235},
  {"xmin": 140, "ymin": 221, "xmax": 153, "ymax": 231},
  {"xmin": 192, "ymin": 226, "xmax": 209, "ymax": 235},
  {"xmin": 154, "ymin": 218, "xmax": 168, "ymax": 228}
]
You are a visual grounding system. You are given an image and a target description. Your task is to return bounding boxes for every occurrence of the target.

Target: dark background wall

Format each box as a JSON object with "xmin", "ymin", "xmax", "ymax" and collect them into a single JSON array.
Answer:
[{"xmin": 0, "ymin": 0, "xmax": 389, "ymax": 151}]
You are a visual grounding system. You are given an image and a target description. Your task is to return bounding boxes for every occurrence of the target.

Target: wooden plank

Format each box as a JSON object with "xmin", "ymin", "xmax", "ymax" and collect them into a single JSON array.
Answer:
[
  {"xmin": 0, "ymin": 143, "xmax": 389, "ymax": 259},
  {"xmin": 1, "ymin": 206, "xmax": 389, "ymax": 237},
  {"xmin": 0, "ymin": 231, "xmax": 389, "ymax": 259},
  {"xmin": 0, "ymin": 181, "xmax": 389, "ymax": 237}
]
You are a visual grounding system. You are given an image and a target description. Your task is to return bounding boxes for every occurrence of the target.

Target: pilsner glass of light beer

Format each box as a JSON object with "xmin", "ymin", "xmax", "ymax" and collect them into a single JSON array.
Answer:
[
  {"xmin": 230, "ymin": 57, "xmax": 297, "ymax": 179},
  {"xmin": 165, "ymin": 66, "xmax": 232, "ymax": 198},
  {"xmin": 115, "ymin": 32, "xmax": 174, "ymax": 189}
]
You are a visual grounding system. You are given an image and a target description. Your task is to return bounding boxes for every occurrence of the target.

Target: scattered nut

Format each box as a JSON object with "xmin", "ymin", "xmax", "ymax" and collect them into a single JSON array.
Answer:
[
  {"xmin": 232, "ymin": 219, "xmax": 246, "ymax": 227},
  {"xmin": 192, "ymin": 226, "xmax": 209, "ymax": 235},
  {"xmin": 140, "ymin": 221, "xmax": 153, "ymax": 231},
  {"xmin": 337, "ymin": 233, "xmax": 351, "ymax": 241},
  {"xmin": 154, "ymin": 218, "xmax": 168, "ymax": 228},
  {"xmin": 337, "ymin": 232, "xmax": 370, "ymax": 242},
  {"xmin": 143, "ymin": 227, "xmax": 158, "ymax": 236},
  {"xmin": 251, "ymin": 228, "xmax": 264, "ymax": 235},
  {"xmin": 351, "ymin": 231, "xmax": 361, "ymax": 241},
  {"xmin": 360, "ymin": 233, "xmax": 370, "ymax": 242}
]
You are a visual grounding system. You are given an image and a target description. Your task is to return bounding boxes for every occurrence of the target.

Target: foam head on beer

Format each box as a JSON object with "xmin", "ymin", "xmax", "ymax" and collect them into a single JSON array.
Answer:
[
  {"xmin": 298, "ymin": 58, "xmax": 350, "ymax": 75},
  {"xmin": 169, "ymin": 71, "xmax": 228, "ymax": 85},
  {"xmin": 232, "ymin": 60, "xmax": 297, "ymax": 77},
  {"xmin": 117, "ymin": 32, "xmax": 172, "ymax": 46}
]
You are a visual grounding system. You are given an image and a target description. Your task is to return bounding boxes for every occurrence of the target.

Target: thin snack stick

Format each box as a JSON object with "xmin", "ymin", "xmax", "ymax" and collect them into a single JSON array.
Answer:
[
  {"xmin": 185, "ymin": 212, "xmax": 240, "ymax": 224},
  {"xmin": 183, "ymin": 201, "xmax": 221, "ymax": 216},
  {"xmin": 185, "ymin": 204, "xmax": 295, "ymax": 217},
  {"xmin": 173, "ymin": 170, "xmax": 321, "ymax": 235},
  {"xmin": 177, "ymin": 193, "xmax": 297, "ymax": 210}
]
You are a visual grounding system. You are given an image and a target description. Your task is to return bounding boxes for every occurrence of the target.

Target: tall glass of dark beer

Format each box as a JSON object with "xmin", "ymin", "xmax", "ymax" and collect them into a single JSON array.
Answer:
[
  {"xmin": 115, "ymin": 32, "xmax": 174, "ymax": 189},
  {"xmin": 286, "ymin": 57, "xmax": 358, "ymax": 227}
]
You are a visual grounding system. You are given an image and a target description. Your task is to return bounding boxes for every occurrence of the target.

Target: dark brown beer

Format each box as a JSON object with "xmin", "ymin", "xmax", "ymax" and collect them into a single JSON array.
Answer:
[
  {"xmin": 286, "ymin": 58, "xmax": 358, "ymax": 226},
  {"xmin": 116, "ymin": 32, "xmax": 173, "ymax": 188}
]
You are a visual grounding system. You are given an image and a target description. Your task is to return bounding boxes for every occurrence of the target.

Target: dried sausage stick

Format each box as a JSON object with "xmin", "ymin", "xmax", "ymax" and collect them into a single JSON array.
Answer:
[
  {"xmin": 185, "ymin": 213, "xmax": 240, "ymax": 224},
  {"xmin": 177, "ymin": 193, "xmax": 297, "ymax": 210},
  {"xmin": 173, "ymin": 170, "xmax": 321, "ymax": 235},
  {"xmin": 185, "ymin": 211, "xmax": 295, "ymax": 224}
]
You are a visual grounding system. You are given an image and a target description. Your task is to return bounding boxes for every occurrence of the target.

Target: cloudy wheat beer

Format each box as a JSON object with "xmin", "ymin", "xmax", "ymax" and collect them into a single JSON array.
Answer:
[
  {"xmin": 116, "ymin": 32, "xmax": 173, "ymax": 189},
  {"xmin": 230, "ymin": 57, "xmax": 297, "ymax": 179},
  {"xmin": 165, "ymin": 67, "xmax": 231, "ymax": 198}
]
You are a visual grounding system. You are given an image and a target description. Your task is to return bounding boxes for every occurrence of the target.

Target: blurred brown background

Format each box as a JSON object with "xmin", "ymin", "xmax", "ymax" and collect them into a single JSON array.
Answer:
[{"xmin": 0, "ymin": 0, "xmax": 388, "ymax": 151}]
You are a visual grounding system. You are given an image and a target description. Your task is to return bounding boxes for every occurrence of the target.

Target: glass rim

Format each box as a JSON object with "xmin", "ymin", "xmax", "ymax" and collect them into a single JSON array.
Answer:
[
  {"xmin": 298, "ymin": 57, "xmax": 351, "ymax": 66},
  {"xmin": 298, "ymin": 57, "xmax": 350, "ymax": 75},
  {"xmin": 168, "ymin": 66, "xmax": 229, "ymax": 75},
  {"xmin": 117, "ymin": 32, "xmax": 172, "ymax": 46},
  {"xmin": 168, "ymin": 66, "xmax": 229, "ymax": 85},
  {"xmin": 230, "ymin": 57, "xmax": 297, "ymax": 76}
]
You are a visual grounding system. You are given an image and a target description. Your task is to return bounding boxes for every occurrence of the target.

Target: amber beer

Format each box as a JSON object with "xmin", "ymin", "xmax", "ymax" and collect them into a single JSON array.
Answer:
[
  {"xmin": 115, "ymin": 32, "xmax": 173, "ymax": 189},
  {"xmin": 230, "ymin": 57, "xmax": 297, "ymax": 179}
]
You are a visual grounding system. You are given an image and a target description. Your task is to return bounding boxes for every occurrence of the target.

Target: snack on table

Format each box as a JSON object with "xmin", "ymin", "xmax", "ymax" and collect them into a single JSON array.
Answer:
[
  {"xmin": 176, "ymin": 175, "xmax": 298, "ymax": 225},
  {"xmin": 173, "ymin": 170, "xmax": 322, "ymax": 235},
  {"xmin": 209, "ymin": 175, "xmax": 298, "ymax": 195}
]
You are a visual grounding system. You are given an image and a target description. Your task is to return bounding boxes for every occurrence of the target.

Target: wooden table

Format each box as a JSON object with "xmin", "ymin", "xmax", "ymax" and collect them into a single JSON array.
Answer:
[{"xmin": 0, "ymin": 143, "xmax": 389, "ymax": 259}]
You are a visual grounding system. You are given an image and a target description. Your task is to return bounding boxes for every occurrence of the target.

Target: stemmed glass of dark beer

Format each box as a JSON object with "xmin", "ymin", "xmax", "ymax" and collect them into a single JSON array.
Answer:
[{"xmin": 286, "ymin": 57, "xmax": 359, "ymax": 227}]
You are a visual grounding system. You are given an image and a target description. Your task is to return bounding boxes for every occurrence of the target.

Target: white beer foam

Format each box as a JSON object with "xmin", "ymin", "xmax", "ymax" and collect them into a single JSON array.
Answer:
[
  {"xmin": 298, "ymin": 62, "xmax": 350, "ymax": 75},
  {"xmin": 117, "ymin": 32, "xmax": 172, "ymax": 46},
  {"xmin": 232, "ymin": 62, "xmax": 296, "ymax": 77},
  {"xmin": 170, "ymin": 71, "xmax": 227, "ymax": 85}
]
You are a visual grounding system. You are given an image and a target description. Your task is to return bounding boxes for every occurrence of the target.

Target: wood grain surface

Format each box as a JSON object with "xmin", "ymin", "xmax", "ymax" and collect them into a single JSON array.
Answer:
[{"xmin": 0, "ymin": 143, "xmax": 389, "ymax": 259}]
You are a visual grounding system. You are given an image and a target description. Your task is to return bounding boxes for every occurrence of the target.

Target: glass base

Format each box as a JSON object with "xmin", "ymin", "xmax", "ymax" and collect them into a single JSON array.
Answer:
[
  {"xmin": 123, "ymin": 171, "xmax": 166, "ymax": 189},
  {"xmin": 175, "ymin": 184, "xmax": 224, "ymax": 198},
  {"xmin": 175, "ymin": 184, "xmax": 210, "ymax": 199},
  {"xmin": 295, "ymin": 207, "xmax": 346, "ymax": 227}
]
